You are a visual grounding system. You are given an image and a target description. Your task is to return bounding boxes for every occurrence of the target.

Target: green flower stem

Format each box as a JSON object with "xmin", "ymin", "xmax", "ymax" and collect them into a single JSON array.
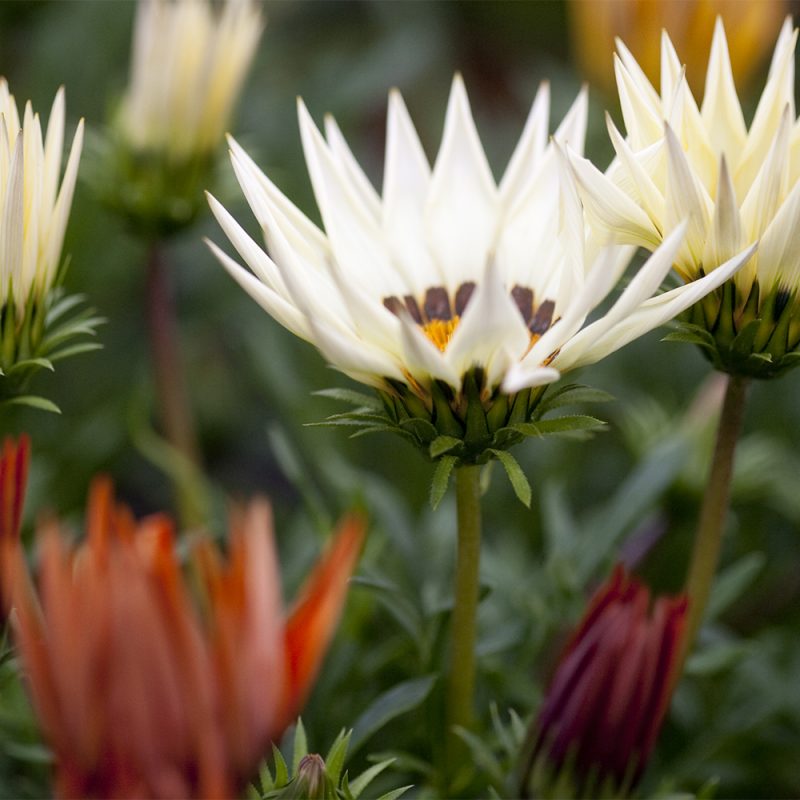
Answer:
[
  {"xmin": 145, "ymin": 242, "xmax": 204, "ymax": 526},
  {"xmin": 679, "ymin": 372, "xmax": 750, "ymax": 670},
  {"xmin": 446, "ymin": 464, "xmax": 482, "ymax": 765}
]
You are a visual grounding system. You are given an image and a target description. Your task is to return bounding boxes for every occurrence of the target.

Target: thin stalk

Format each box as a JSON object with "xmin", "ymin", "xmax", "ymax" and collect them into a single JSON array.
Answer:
[
  {"xmin": 446, "ymin": 464, "xmax": 482, "ymax": 767},
  {"xmin": 145, "ymin": 242, "xmax": 204, "ymax": 526},
  {"xmin": 678, "ymin": 372, "xmax": 750, "ymax": 672}
]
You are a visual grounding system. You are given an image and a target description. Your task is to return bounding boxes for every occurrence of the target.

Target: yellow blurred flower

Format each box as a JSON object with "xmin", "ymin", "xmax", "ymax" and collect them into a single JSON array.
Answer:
[{"xmin": 569, "ymin": 0, "xmax": 787, "ymax": 98}]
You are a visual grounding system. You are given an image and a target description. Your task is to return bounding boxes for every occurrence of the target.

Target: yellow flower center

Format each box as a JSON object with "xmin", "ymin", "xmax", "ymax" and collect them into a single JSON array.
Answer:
[{"xmin": 422, "ymin": 317, "xmax": 460, "ymax": 351}]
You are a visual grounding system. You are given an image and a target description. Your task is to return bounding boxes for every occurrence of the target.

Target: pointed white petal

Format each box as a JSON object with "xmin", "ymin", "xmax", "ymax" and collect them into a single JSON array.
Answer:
[
  {"xmin": 1, "ymin": 137, "xmax": 25, "ymax": 295},
  {"xmin": 740, "ymin": 104, "xmax": 791, "ymax": 242},
  {"xmin": 397, "ymin": 313, "xmax": 461, "ymax": 388},
  {"xmin": 381, "ymin": 88, "xmax": 440, "ymax": 292},
  {"xmin": 553, "ymin": 85, "xmax": 589, "ymax": 155},
  {"xmin": 499, "ymin": 81, "xmax": 550, "ymax": 205},
  {"xmin": 568, "ymin": 147, "xmax": 662, "ymax": 248},
  {"xmin": 445, "ymin": 262, "xmax": 530, "ymax": 387},
  {"xmin": 553, "ymin": 221, "xmax": 687, "ymax": 371},
  {"xmin": 664, "ymin": 124, "xmax": 713, "ymax": 274},
  {"xmin": 605, "ymin": 112, "xmax": 665, "ymax": 226},
  {"xmin": 205, "ymin": 238, "xmax": 312, "ymax": 341},
  {"xmin": 298, "ymin": 99, "xmax": 401, "ymax": 296},
  {"xmin": 324, "ymin": 113, "xmax": 382, "ymax": 221},
  {"xmin": 501, "ymin": 364, "xmax": 561, "ymax": 394},
  {"xmin": 614, "ymin": 53, "xmax": 663, "ymax": 149},
  {"xmin": 557, "ymin": 242, "xmax": 758, "ymax": 370},
  {"xmin": 660, "ymin": 30, "xmax": 683, "ymax": 106},
  {"xmin": 701, "ymin": 18, "xmax": 747, "ymax": 160},
  {"xmin": 756, "ymin": 179, "xmax": 800, "ymax": 290},
  {"xmin": 426, "ymin": 74, "xmax": 499, "ymax": 289},
  {"xmin": 701, "ymin": 156, "xmax": 746, "ymax": 285}
]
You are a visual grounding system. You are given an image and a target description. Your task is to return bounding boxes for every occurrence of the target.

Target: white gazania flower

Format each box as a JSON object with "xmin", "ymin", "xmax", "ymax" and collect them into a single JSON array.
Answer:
[
  {"xmin": 567, "ymin": 18, "xmax": 800, "ymax": 377},
  {"xmin": 0, "ymin": 78, "xmax": 84, "ymax": 312},
  {"xmin": 118, "ymin": 0, "xmax": 262, "ymax": 162},
  {"xmin": 206, "ymin": 76, "xmax": 753, "ymax": 459}
]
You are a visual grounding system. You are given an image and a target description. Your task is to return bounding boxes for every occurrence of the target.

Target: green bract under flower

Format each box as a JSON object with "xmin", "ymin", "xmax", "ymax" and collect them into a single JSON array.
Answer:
[
  {"xmin": 207, "ymin": 75, "xmax": 754, "ymax": 480},
  {"xmin": 568, "ymin": 18, "xmax": 800, "ymax": 379}
]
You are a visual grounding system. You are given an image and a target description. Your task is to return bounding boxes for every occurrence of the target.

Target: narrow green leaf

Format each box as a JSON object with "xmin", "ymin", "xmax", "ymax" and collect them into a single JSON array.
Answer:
[
  {"xmin": 429, "ymin": 435, "xmax": 462, "ymax": 458},
  {"xmin": 374, "ymin": 787, "xmax": 413, "ymax": 800},
  {"xmin": 272, "ymin": 744, "xmax": 289, "ymax": 788},
  {"xmin": 2, "ymin": 395, "xmax": 61, "ymax": 414},
  {"xmin": 46, "ymin": 341, "xmax": 103, "ymax": 362},
  {"xmin": 324, "ymin": 729, "xmax": 351, "ymax": 785},
  {"xmin": 314, "ymin": 387, "xmax": 382, "ymax": 411},
  {"xmin": 536, "ymin": 384, "xmax": 614, "ymax": 415},
  {"xmin": 246, "ymin": 784, "xmax": 262, "ymax": 800},
  {"xmin": 291, "ymin": 719, "xmax": 308, "ymax": 775},
  {"xmin": 349, "ymin": 758, "xmax": 395, "ymax": 799},
  {"xmin": 5, "ymin": 357, "xmax": 53, "ymax": 375},
  {"xmin": 259, "ymin": 757, "xmax": 275, "ymax": 792},
  {"xmin": 350, "ymin": 675, "xmax": 437, "ymax": 755},
  {"xmin": 513, "ymin": 415, "xmax": 606, "ymax": 439},
  {"xmin": 430, "ymin": 455, "xmax": 457, "ymax": 509},
  {"xmin": 489, "ymin": 449, "xmax": 531, "ymax": 507},
  {"xmin": 451, "ymin": 726, "xmax": 504, "ymax": 785},
  {"xmin": 706, "ymin": 552, "xmax": 766, "ymax": 622}
]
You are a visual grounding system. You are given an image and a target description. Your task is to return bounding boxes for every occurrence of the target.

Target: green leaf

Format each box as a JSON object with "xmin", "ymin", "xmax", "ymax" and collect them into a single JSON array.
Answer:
[
  {"xmin": 2, "ymin": 395, "xmax": 61, "ymax": 414},
  {"xmin": 430, "ymin": 455, "xmax": 457, "ymax": 509},
  {"xmin": 324, "ymin": 729, "xmax": 351, "ymax": 786},
  {"xmin": 536, "ymin": 383, "xmax": 614, "ymax": 415},
  {"xmin": 4, "ymin": 357, "xmax": 53, "ymax": 375},
  {"xmin": 349, "ymin": 674, "xmax": 437, "ymax": 755},
  {"xmin": 292, "ymin": 719, "xmax": 308, "ymax": 775},
  {"xmin": 272, "ymin": 744, "xmax": 289, "ymax": 788},
  {"xmin": 706, "ymin": 552, "xmax": 766, "ymax": 622},
  {"xmin": 349, "ymin": 575, "xmax": 423, "ymax": 645},
  {"xmin": 488, "ymin": 449, "xmax": 531, "ymax": 507},
  {"xmin": 513, "ymin": 415, "xmax": 606, "ymax": 439},
  {"xmin": 374, "ymin": 787, "xmax": 413, "ymax": 800},
  {"xmin": 348, "ymin": 758, "xmax": 395, "ymax": 799},
  {"xmin": 314, "ymin": 387, "xmax": 382, "ymax": 411},
  {"xmin": 429, "ymin": 435, "xmax": 462, "ymax": 458},
  {"xmin": 46, "ymin": 341, "xmax": 103, "ymax": 362},
  {"xmin": 451, "ymin": 726, "xmax": 504, "ymax": 786}
]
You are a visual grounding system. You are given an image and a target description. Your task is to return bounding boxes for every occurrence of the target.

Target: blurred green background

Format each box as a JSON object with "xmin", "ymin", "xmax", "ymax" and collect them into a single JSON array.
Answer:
[{"xmin": 0, "ymin": 2, "xmax": 799, "ymax": 798}]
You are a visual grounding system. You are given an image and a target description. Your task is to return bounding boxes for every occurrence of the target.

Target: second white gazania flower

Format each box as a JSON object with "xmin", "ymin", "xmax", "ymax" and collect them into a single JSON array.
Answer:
[{"xmin": 207, "ymin": 76, "xmax": 753, "ymax": 466}]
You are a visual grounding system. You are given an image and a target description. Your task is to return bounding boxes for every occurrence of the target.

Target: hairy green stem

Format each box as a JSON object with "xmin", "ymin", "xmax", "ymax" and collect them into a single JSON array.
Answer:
[
  {"xmin": 446, "ymin": 464, "xmax": 482, "ymax": 768},
  {"xmin": 679, "ymin": 372, "xmax": 749, "ymax": 670},
  {"xmin": 145, "ymin": 242, "xmax": 204, "ymax": 526}
]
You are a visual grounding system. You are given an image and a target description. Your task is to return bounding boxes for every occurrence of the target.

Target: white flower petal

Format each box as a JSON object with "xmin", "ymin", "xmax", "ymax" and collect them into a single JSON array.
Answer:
[
  {"xmin": 397, "ymin": 314, "xmax": 461, "ymax": 388},
  {"xmin": 205, "ymin": 238, "xmax": 311, "ymax": 342},
  {"xmin": 501, "ymin": 364, "xmax": 561, "ymax": 394},
  {"xmin": 298, "ymin": 99, "xmax": 401, "ymax": 297},
  {"xmin": 701, "ymin": 156, "xmax": 745, "ymax": 285},
  {"xmin": 324, "ymin": 113, "xmax": 382, "ymax": 222},
  {"xmin": 553, "ymin": 85, "xmax": 589, "ymax": 155},
  {"xmin": 568, "ymin": 147, "xmax": 662, "ymax": 249},
  {"xmin": 499, "ymin": 81, "xmax": 550, "ymax": 206},
  {"xmin": 756, "ymin": 179, "xmax": 800, "ymax": 290},
  {"xmin": 614, "ymin": 53, "xmax": 662, "ymax": 149},
  {"xmin": 701, "ymin": 18, "xmax": 747, "ymax": 162},
  {"xmin": 445, "ymin": 262, "xmax": 530, "ymax": 387},
  {"xmin": 382, "ymin": 88, "xmax": 440, "ymax": 292},
  {"xmin": 426, "ymin": 74, "xmax": 499, "ymax": 289}
]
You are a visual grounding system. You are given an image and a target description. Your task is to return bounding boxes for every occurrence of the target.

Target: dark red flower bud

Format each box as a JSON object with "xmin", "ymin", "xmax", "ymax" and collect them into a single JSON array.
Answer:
[{"xmin": 522, "ymin": 565, "xmax": 688, "ymax": 798}]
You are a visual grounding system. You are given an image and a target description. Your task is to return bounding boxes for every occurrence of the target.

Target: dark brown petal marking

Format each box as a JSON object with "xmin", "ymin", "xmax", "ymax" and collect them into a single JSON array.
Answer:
[
  {"xmin": 531, "ymin": 299, "xmax": 555, "ymax": 335},
  {"xmin": 383, "ymin": 296, "xmax": 404, "ymax": 316},
  {"xmin": 403, "ymin": 294, "xmax": 423, "ymax": 324},
  {"xmin": 424, "ymin": 286, "xmax": 452, "ymax": 321},
  {"xmin": 455, "ymin": 282, "xmax": 476, "ymax": 316},
  {"xmin": 511, "ymin": 285, "xmax": 534, "ymax": 326}
]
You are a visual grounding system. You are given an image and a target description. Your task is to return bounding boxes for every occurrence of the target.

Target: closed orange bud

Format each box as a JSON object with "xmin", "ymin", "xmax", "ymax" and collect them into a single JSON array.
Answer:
[
  {"xmin": 8, "ymin": 478, "xmax": 364, "ymax": 800},
  {"xmin": 0, "ymin": 434, "xmax": 29, "ymax": 612}
]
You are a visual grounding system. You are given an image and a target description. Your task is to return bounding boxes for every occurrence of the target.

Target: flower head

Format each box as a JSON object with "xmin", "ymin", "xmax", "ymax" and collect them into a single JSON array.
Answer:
[
  {"xmin": 119, "ymin": 0, "xmax": 262, "ymax": 163},
  {"xmin": 207, "ymin": 76, "xmax": 751, "ymax": 466},
  {"xmin": 8, "ymin": 479, "xmax": 364, "ymax": 799},
  {"xmin": 0, "ymin": 80, "xmax": 94, "ymax": 408},
  {"xmin": 104, "ymin": 0, "xmax": 263, "ymax": 236},
  {"xmin": 521, "ymin": 566, "xmax": 687, "ymax": 799},
  {"xmin": 569, "ymin": 18, "xmax": 800, "ymax": 377}
]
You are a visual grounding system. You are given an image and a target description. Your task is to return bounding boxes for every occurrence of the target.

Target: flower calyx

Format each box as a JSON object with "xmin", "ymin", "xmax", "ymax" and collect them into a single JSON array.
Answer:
[
  {"xmin": 665, "ymin": 280, "xmax": 800, "ymax": 379},
  {"xmin": 314, "ymin": 371, "xmax": 611, "ymax": 508}
]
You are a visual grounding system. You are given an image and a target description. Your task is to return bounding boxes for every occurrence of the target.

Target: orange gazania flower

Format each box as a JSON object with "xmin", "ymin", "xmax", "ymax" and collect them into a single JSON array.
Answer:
[
  {"xmin": 8, "ymin": 478, "xmax": 364, "ymax": 800},
  {"xmin": 0, "ymin": 434, "xmax": 30, "ymax": 612}
]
